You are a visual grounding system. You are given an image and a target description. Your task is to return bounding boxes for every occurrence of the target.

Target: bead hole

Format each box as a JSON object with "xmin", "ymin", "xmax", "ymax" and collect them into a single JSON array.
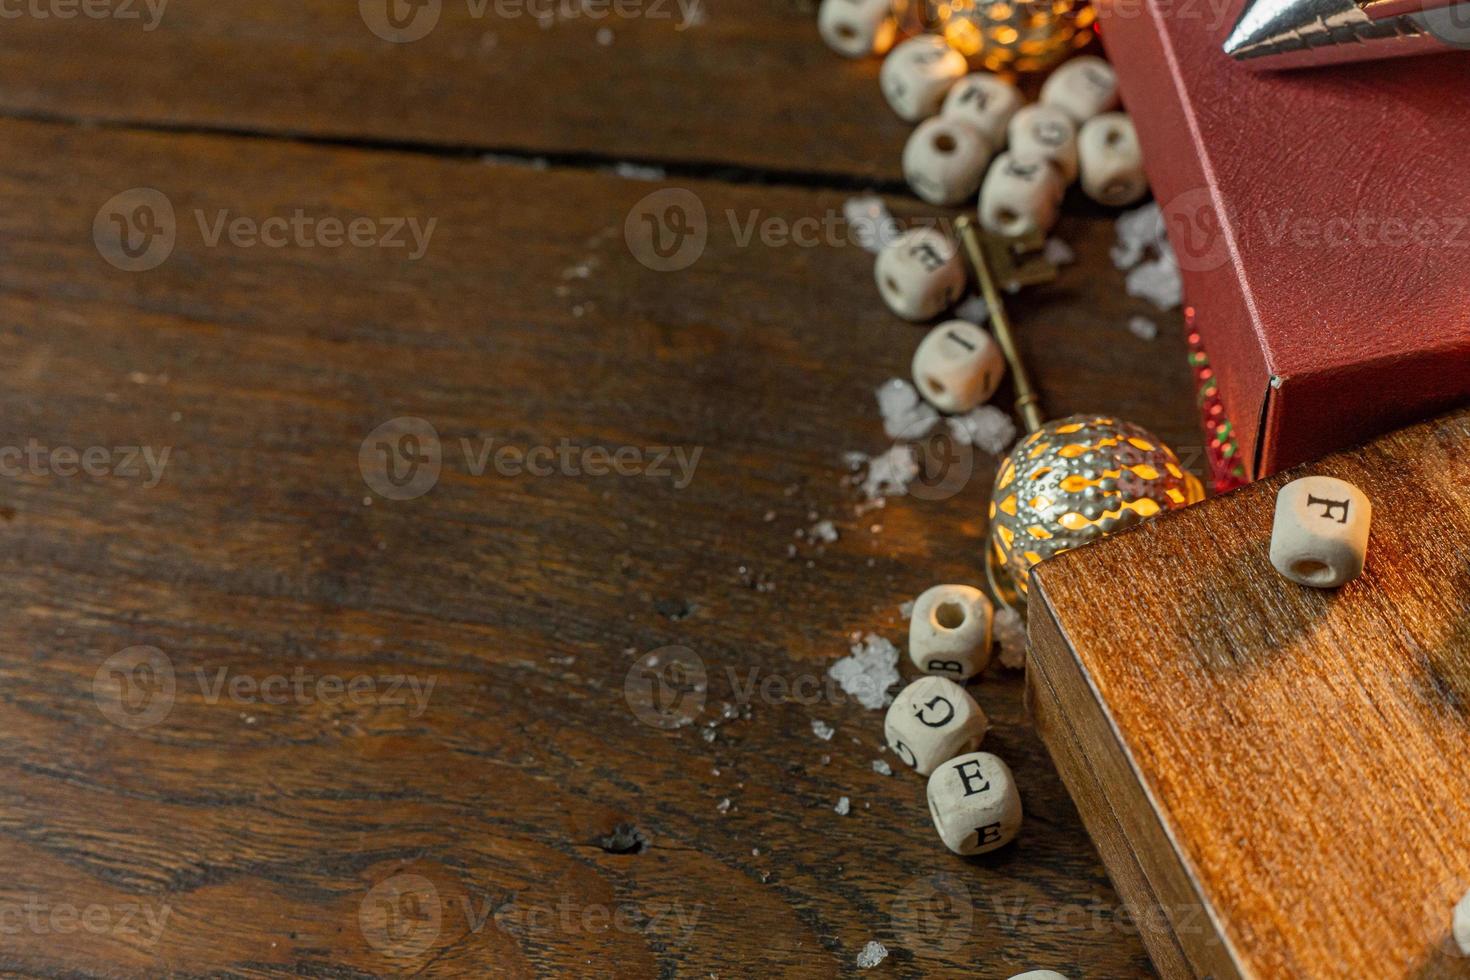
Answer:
[
  {"xmin": 835, "ymin": 23, "xmax": 857, "ymax": 38},
  {"xmin": 1291, "ymin": 559, "xmax": 1334, "ymax": 585},
  {"xmin": 883, "ymin": 275, "xmax": 900, "ymax": 295},
  {"xmin": 926, "ymin": 375, "xmax": 946, "ymax": 396},
  {"xmin": 934, "ymin": 601, "xmax": 967, "ymax": 630},
  {"xmin": 932, "ymin": 131, "xmax": 957, "ymax": 154},
  {"xmin": 1105, "ymin": 127, "xmax": 1124, "ymax": 147},
  {"xmin": 996, "ymin": 207, "xmax": 1020, "ymax": 228}
]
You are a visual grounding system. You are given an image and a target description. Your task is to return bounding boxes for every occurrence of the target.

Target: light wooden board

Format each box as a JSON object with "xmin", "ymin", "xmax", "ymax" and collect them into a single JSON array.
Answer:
[{"xmin": 1030, "ymin": 409, "xmax": 1470, "ymax": 979}]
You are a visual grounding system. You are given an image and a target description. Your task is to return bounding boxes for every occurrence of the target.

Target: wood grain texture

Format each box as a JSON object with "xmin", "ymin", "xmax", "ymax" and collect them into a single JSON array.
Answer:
[
  {"xmin": 0, "ymin": 114, "xmax": 1195, "ymax": 976},
  {"xmin": 1030, "ymin": 409, "xmax": 1470, "ymax": 980},
  {"xmin": 0, "ymin": 0, "xmax": 921, "ymax": 180}
]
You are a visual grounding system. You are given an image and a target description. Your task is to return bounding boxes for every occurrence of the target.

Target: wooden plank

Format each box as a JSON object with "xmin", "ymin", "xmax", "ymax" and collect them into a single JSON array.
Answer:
[
  {"xmin": 1031, "ymin": 409, "xmax": 1470, "ymax": 979},
  {"xmin": 0, "ymin": 0, "xmax": 917, "ymax": 180},
  {"xmin": 0, "ymin": 114, "xmax": 1193, "ymax": 976}
]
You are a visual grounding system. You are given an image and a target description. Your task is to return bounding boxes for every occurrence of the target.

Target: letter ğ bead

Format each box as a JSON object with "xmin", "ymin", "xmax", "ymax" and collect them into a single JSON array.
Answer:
[{"xmin": 884, "ymin": 676, "xmax": 988, "ymax": 776}]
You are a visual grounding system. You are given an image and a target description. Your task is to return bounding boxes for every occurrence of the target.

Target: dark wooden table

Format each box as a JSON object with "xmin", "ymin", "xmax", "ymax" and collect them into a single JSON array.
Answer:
[{"xmin": 0, "ymin": 4, "xmax": 1199, "ymax": 976}]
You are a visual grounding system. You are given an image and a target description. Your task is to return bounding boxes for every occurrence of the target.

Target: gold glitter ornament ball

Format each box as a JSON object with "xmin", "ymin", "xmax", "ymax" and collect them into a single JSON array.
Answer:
[
  {"xmin": 936, "ymin": 0, "xmax": 1097, "ymax": 74},
  {"xmin": 989, "ymin": 415, "xmax": 1205, "ymax": 596}
]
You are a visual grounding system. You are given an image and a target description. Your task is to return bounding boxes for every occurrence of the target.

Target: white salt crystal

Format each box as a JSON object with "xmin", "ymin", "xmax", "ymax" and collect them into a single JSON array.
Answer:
[
  {"xmin": 834, "ymin": 796, "xmax": 851, "ymax": 816},
  {"xmin": 609, "ymin": 161, "xmax": 665, "ymax": 181},
  {"xmin": 1128, "ymin": 315, "xmax": 1159, "ymax": 341},
  {"xmin": 596, "ymin": 27, "xmax": 614, "ymax": 45},
  {"xmin": 810, "ymin": 519, "xmax": 839, "ymax": 544},
  {"xmin": 841, "ymin": 450, "xmax": 870, "ymax": 472},
  {"xmin": 995, "ymin": 606, "xmax": 1027, "ymax": 670},
  {"xmin": 1044, "ymin": 237, "xmax": 1076, "ymax": 267},
  {"xmin": 856, "ymin": 940, "xmax": 889, "ymax": 969},
  {"xmin": 828, "ymin": 633, "xmax": 902, "ymax": 709},
  {"xmin": 875, "ymin": 378, "xmax": 939, "ymax": 440},
  {"xmin": 716, "ymin": 797, "xmax": 732, "ymax": 813},
  {"xmin": 948, "ymin": 405, "xmax": 1018, "ymax": 456},
  {"xmin": 811, "ymin": 719, "xmax": 836, "ymax": 741},
  {"xmin": 1126, "ymin": 252, "xmax": 1183, "ymax": 311},
  {"xmin": 1113, "ymin": 201, "xmax": 1164, "ymax": 270},
  {"xmin": 952, "ymin": 294, "xmax": 991, "ymax": 325},
  {"xmin": 844, "ymin": 195, "xmax": 902, "ymax": 254},
  {"xmin": 872, "ymin": 759, "xmax": 893, "ymax": 776},
  {"xmin": 898, "ymin": 599, "xmax": 914, "ymax": 619},
  {"xmin": 860, "ymin": 444, "xmax": 919, "ymax": 500}
]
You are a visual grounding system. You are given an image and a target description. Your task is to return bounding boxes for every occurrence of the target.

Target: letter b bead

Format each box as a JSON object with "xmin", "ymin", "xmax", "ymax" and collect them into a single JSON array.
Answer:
[
  {"xmin": 1269, "ymin": 476, "xmax": 1372, "ymax": 588},
  {"xmin": 927, "ymin": 751, "xmax": 1022, "ymax": 855},
  {"xmin": 909, "ymin": 584, "xmax": 994, "ymax": 680},
  {"xmin": 884, "ymin": 676, "xmax": 988, "ymax": 776},
  {"xmin": 874, "ymin": 228, "xmax": 965, "ymax": 322}
]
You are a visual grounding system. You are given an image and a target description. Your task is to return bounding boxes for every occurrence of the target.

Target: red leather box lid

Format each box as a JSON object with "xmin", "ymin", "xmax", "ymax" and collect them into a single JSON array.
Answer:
[{"xmin": 1099, "ymin": 0, "xmax": 1470, "ymax": 475}]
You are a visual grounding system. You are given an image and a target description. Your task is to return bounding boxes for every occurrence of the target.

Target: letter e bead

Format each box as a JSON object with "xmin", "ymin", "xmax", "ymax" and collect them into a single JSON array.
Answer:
[
  {"xmin": 880, "ymin": 36, "xmax": 968, "ymax": 122},
  {"xmin": 1269, "ymin": 476, "xmax": 1372, "ymax": 588},
  {"xmin": 818, "ymin": 0, "xmax": 897, "ymax": 58},
  {"xmin": 912, "ymin": 319, "xmax": 1004, "ymax": 413},
  {"xmin": 874, "ymin": 228, "xmax": 965, "ymax": 322},
  {"xmin": 927, "ymin": 751, "xmax": 1022, "ymax": 855},
  {"xmin": 1078, "ymin": 113, "xmax": 1148, "ymax": 207},
  {"xmin": 909, "ymin": 584, "xmax": 993, "ymax": 680},
  {"xmin": 884, "ymin": 676, "xmax": 988, "ymax": 775}
]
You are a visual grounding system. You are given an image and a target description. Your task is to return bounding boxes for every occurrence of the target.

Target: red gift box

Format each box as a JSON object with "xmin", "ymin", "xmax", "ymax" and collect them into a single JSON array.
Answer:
[{"xmin": 1098, "ymin": 0, "xmax": 1470, "ymax": 478}]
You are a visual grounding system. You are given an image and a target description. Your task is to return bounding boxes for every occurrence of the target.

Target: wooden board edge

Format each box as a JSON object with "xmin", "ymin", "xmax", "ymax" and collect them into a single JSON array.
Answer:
[
  {"xmin": 1024, "ymin": 658, "xmax": 1196, "ymax": 979},
  {"xmin": 1026, "ymin": 584, "xmax": 1246, "ymax": 980}
]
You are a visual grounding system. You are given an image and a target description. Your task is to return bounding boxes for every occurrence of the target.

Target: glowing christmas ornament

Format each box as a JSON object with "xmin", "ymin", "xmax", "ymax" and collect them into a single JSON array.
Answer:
[
  {"xmin": 953, "ymin": 216, "xmax": 1204, "ymax": 610},
  {"xmin": 935, "ymin": 0, "xmax": 1098, "ymax": 74}
]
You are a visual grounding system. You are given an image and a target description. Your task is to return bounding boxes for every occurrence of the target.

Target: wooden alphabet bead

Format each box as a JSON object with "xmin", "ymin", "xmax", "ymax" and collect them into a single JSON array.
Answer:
[
  {"xmin": 1078, "ymin": 112, "xmax": 1148, "ymax": 207},
  {"xmin": 978, "ymin": 151, "xmax": 1064, "ymax": 239},
  {"xmin": 941, "ymin": 72, "xmax": 1024, "ymax": 147},
  {"xmin": 926, "ymin": 751, "xmax": 1022, "ymax": 855},
  {"xmin": 1008, "ymin": 105, "xmax": 1079, "ymax": 184},
  {"xmin": 874, "ymin": 228, "xmax": 965, "ymax": 322},
  {"xmin": 903, "ymin": 117, "xmax": 995, "ymax": 207},
  {"xmin": 1455, "ymin": 889, "xmax": 1470, "ymax": 956},
  {"xmin": 883, "ymin": 676, "xmax": 988, "ymax": 776},
  {"xmin": 818, "ymin": 0, "xmax": 897, "ymax": 58},
  {"xmin": 880, "ymin": 36, "xmax": 969, "ymax": 123},
  {"xmin": 1039, "ymin": 55, "xmax": 1119, "ymax": 124},
  {"xmin": 1269, "ymin": 476, "xmax": 1372, "ymax": 588},
  {"xmin": 909, "ymin": 583, "xmax": 993, "ymax": 680},
  {"xmin": 911, "ymin": 319, "xmax": 1004, "ymax": 413}
]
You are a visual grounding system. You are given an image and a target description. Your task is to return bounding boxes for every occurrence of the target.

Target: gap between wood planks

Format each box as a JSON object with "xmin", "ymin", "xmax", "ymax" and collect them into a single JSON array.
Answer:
[{"xmin": 0, "ymin": 104, "xmax": 909, "ymax": 195}]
